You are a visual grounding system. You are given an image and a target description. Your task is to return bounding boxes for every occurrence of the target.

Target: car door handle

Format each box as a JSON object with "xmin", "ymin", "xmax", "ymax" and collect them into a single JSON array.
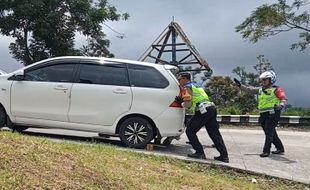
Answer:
[
  {"xmin": 113, "ymin": 89, "xmax": 127, "ymax": 94},
  {"xmin": 54, "ymin": 86, "xmax": 68, "ymax": 91}
]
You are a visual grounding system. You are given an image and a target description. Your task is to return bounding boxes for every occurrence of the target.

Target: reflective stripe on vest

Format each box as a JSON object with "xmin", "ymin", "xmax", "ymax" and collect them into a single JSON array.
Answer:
[
  {"xmin": 189, "ymin": 83, "xmax": 211, "ymax": 112},
  {"xmin": 258, "ymin": 87, "xmax": 280, "ymax": 113}
]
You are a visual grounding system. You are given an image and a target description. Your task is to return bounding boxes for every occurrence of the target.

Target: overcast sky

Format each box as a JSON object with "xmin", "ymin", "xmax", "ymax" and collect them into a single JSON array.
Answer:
[{"xmin": 0, "ymin": 0, "xmax": 309, "ymax": 107}]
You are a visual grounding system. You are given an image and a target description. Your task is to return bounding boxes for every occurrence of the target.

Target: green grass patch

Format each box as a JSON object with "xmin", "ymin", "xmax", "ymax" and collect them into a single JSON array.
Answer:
[{"xmin": 0, "ymin": 131, "xmax": 308, "ymax": 190}]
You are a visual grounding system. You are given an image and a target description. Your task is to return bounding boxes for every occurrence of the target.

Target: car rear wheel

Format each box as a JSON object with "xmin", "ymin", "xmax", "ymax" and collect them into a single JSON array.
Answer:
[
  {"xmin": 119, "ymin": 117, "xmax": 154, "ymax": 148},
  {"xmin": 0, "ymin": 107, "xmax": 6, "ymax": 128}
]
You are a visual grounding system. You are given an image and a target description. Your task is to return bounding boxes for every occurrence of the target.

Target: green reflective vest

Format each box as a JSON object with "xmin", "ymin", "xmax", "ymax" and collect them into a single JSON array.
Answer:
[
  {"xmin": 188, "ymin": 83, "xmax": 211, "ymax": 112},
  {"xmin": 258, "ymin": 87, "xmax": 280, "ymax": 113}
]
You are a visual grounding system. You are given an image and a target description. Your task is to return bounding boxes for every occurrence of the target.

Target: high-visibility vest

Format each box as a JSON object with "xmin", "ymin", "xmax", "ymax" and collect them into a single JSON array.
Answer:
[
  {"xmin": 186, "ymin": 82, "xmax": 211, "ymax": 112},
  {"xmin": 258, "ymin": 87, "xmax": 280, "ymax": 113}
]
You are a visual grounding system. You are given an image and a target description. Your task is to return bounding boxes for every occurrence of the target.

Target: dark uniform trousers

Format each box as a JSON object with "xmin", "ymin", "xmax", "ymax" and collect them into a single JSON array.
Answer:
[
  {"xmin": 260, "ymin": 110, "xmax": 284, "ymax": 153},
  {"xmin": 186, "ymin": 106, "xmax": 228, "ymax": 157}
]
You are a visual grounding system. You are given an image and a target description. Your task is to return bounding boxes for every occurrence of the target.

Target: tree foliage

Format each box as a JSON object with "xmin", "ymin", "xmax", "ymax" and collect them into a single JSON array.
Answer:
[
  {"xmin": 233, "ymin": 66, "xmax": 259, "ymax": 86},
  {"xmin": 0, "ymin": 0, "xmax": 129, "ymax": 65},
  {"xmin": 232, "ymin": 66, "xmax": 259, "ymax": 114},
  {"xmin": 205, "ymin": 76, "xmax": 239, "ymax": 107},
  {"xmin": 232, "ymin": 58, "xmax": 275, "ymax": 114},
  {"xmin": 233, "ymin": 55, "xmax": 274, "ymax": 86},
  {"xmin": 236, "ymin": 0, "xmax": 310, "ymax": 51}
]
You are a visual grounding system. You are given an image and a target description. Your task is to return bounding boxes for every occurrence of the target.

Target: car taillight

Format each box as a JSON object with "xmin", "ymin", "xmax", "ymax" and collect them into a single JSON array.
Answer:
[
  {"xmin": 170, "ymin": 85, "xmax": 183, "ymax": 108},
  {"xmin": 169, "ymin": 101, "xmax": 182, "ymax": 108}
]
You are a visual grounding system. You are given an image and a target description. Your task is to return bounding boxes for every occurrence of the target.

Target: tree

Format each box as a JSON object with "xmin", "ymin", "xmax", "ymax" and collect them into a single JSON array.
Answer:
[
  {"xmin": 205, "ymin": 76, "xmax": 239, "ymax": 107},
  {"xmin": 232, "ymin": 56, "xmax": 274, "ymax": 114},
  {"xmin": 254, "ymin": 55, "xmax": 273, "ymax": 75},
  {"xmin": 232, "ymin": 66, "xmax": 259, "ymax": 86},
  {"xmin": 236, "ymin": 0, "xmax": 310, "ymax": 51},
  {"xmin": 233, "ymin": 54, "xmax": 273, "ymax": 85},
  {"xmin": 232, "ymin": 67, "xmax": 258, "ymax": 114},
  {"xmin": 0, "ymin": 0, "xmax": 129, "ymax": 66}
]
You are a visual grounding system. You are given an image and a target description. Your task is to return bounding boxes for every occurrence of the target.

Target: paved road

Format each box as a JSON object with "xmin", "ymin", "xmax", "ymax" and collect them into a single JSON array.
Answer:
[{"xmin": 15, "ymin": 127, "xmax": 310, "ymax": 184}]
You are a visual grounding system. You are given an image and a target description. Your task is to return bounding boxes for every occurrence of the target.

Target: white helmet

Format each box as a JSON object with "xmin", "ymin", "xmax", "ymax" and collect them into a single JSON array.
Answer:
[{"xmin": 259, "ymin": 70, "xmax": 276, "ymax": 84}]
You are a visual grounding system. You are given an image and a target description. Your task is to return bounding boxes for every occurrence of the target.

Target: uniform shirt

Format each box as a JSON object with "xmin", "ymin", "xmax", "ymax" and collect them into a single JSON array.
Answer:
[
  {"xmin": 274, "ymin": 87, "xmax": 286, "ymax": 101},
  {"xmin": 240, "ymin": 85, "xmax": 287, "ymax": 105}
]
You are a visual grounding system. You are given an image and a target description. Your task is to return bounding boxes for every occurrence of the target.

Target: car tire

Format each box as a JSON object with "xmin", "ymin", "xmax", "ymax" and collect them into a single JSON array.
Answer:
[
  {"xmin": 119, "ymin": 117, "xmax": 154, "ymax": 148},
  {"xmin": 0, "ymin": 107, "xmax": 6, "ymax": 128}
]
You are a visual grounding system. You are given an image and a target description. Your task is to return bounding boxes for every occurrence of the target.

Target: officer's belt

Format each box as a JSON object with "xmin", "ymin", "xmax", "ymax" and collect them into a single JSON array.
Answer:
[{"xmin": 195, "ymin": 100, "xmax": 215, "ymax": 108}]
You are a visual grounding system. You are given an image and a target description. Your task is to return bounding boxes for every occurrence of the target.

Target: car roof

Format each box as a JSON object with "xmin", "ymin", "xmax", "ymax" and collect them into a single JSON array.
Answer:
[
  {"xmin": 25, "ymin": 56, "xmax": 170, "ymax": 70},
  {"xmin": 0, "ymin": 69, "xmax": 7, "ymax": 75}
]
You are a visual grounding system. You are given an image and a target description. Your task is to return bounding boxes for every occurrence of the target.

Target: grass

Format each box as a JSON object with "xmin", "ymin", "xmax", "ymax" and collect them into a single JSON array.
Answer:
[{"xmin": 0, "ymin": 131, "xmax": 309, "ymax": 190}]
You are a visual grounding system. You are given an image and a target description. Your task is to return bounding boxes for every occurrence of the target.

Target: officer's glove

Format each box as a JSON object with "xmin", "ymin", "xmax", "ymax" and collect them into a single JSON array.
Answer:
[
  {"xmin": 233, "ymin": 78, "xmax": 241, "ymax": 88},
  {"xmin": 274, "ymin": 105, "xmax": 284, "ymax": 111},
  {"xmin": 175, "ymin": 96, "xmax": 184, "ymax": 105}
]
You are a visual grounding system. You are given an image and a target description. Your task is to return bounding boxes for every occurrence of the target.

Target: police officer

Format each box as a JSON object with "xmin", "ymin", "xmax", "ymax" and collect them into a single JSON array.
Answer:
[
  {"xmin": 176, "ymin": 72, "xmax": 229, "ymax": 163},
  {"xmin": 234, "ymin": 70, "xmax": 286, "ymax": 157}
]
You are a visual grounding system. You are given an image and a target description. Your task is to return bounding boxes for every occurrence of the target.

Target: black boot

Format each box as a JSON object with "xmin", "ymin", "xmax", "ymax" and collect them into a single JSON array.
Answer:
[
  {"xmin": 214, "ymin": 156, "xmax": 229, "ymax": 163},
  {"xmin": 259, "ymin": 152, "xmax": 270, "ymax": 157},
  {"xmin": 187, "ymin": 152, "xmax": 206, "ymax": 159}
]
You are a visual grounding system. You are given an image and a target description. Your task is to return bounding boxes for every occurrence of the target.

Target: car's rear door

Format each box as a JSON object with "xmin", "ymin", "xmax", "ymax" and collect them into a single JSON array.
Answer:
[
  {"xmin": 11, "ymin": 61, "xmax": 77, "ymax": 122},
  {"xmin": 68, "ymin": 61, "xmax": 132, "ymax": 126},
  {"xmin": 127, "ymin": 64, "xmax": 173, "ymax": 118}
]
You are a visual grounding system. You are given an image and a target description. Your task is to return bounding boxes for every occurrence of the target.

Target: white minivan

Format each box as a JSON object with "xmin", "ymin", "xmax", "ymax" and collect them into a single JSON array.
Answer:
[{"xmin": 0, "ymin": 56, "xmax": 185, "ymax": 148}]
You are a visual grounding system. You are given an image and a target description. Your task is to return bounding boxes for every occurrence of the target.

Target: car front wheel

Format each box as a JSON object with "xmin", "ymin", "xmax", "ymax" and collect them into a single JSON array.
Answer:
[{"xmin": 119, "ymin": 117, "xmax": 154, "ymax": 148}]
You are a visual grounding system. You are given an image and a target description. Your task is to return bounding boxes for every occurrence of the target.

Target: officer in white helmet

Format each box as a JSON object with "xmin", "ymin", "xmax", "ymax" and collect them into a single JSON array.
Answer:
[{"xmin": 234, "ymin": 70, "xmax": 287, "ymax": 157}]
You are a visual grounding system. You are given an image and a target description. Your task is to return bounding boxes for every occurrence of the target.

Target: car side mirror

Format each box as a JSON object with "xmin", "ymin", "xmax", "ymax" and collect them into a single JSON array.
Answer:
[{"xmin": 14, "ymin": 70, "xmax": 25, "ymax": 81}]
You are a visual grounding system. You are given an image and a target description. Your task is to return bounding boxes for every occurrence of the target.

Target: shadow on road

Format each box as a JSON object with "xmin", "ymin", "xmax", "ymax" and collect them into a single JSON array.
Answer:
[
  {"xmin": 244, "ymin": 153, "xmax": 296, "ymax": 164},
  {"xmin": 269, "ymin": 155, "xmax": 297, "ymax": 164}
]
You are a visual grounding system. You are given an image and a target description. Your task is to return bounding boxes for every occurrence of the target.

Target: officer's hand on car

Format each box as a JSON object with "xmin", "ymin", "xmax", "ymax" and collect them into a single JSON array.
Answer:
[
  {"xmin": 175, "ymin": 96, "xmax": 183, "ymax": 104},
  {"xmin": 233, "ymin": 78, "xmax": 241, "ymax": 88}
]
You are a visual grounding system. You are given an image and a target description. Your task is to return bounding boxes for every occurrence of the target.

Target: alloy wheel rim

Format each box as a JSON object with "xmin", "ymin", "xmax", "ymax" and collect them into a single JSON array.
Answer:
[{"xmin": 124, "ymin": 122, "xmax": 148, "ymax": 144}]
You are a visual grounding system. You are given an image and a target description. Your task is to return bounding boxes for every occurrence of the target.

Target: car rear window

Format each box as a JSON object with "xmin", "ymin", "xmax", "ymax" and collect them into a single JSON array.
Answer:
[{"xmin": 128, "ymin": 64, "xmax": 169, "ymax": 88}]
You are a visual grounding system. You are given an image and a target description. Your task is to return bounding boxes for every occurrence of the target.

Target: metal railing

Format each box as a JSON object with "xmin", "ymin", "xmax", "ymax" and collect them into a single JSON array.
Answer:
[
  {"xmin": 217, "ymin": 115, "xmax": 310, "ymax": 125},
  {"xmin": 185, "ymin": 115, "xmax": 310, "ymax": 125}
]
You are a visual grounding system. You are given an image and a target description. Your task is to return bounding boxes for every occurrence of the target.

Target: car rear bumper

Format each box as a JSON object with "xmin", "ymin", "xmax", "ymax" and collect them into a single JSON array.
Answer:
[{"xmin": 153, "ymin": 108, "xmax": 185, "ymax": 137}]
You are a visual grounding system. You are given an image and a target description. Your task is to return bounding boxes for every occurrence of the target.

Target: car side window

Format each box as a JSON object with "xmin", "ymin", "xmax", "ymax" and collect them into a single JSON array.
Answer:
[
  {"xmin": 78, "ymin": 64, "xmax": 129, "ymax": 86},
  {"xmin": 128, "ymin": 64, "xmax": 169, "ymax": 88},
  {"xmin": 24, "ymin": 64, "xmax": 75, "ymax": 82}
]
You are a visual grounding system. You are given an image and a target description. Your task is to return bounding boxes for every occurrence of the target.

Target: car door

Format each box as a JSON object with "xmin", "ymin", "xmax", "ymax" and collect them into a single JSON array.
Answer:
[
  {"xmin": 127, "ymin": 64, "xmax": 172, "ymax": 118},
  {"xmin": 11, "ymin": 61, "xmax": 76, "ymax": 122},
  {"xmin": 68, "ymin": 62, "xmax": 132, "ymax": 126}
]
